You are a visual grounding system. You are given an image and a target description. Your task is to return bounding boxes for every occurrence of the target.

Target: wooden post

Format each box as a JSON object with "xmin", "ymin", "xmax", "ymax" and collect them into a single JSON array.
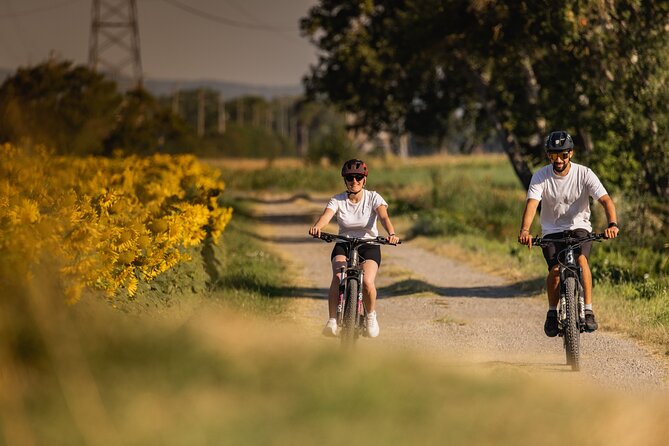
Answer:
[
  {"xmin": 197, "ymin": 89, "xmax": 205, "ymax": 137},
  {"xmin": 218, "ymin": 93, "xmax": 226, "ymax": 134}
]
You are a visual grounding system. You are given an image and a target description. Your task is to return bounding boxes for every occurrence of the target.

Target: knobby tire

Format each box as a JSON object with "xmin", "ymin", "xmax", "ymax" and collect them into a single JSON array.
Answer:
[
  {"xmin": 340, "ymin": 278, "xmax": 358, "ymax": 348},
  {"xmin": 563, "ymin": 276, "xmax": 581, "ymax": 371}
]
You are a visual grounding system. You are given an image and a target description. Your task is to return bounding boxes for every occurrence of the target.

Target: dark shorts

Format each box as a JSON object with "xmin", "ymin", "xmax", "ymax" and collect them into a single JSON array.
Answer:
[
  {"xmin": 541, "ymin": 228, "xmax": 593, "ymax": 270},
  {"xmin": 331, "ymin": 243, "xmax": 382, "ymax": 266}
]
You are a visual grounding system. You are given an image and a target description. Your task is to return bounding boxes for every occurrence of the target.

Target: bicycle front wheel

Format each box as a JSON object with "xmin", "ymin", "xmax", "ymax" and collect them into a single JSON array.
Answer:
[
  {"xmin": 563, "ymin": 276, "xmax": 581, "ymax": 371},
  {"xmin": 340, "ymin": 278, "xmax": 358, "ymax": 348}
]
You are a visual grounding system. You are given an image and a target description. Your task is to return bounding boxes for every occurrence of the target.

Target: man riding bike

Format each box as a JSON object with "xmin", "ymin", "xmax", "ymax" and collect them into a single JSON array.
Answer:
[
  {"xmin": 309, "ymin": 159, "xmax": 399, "ymax": 338},
  {"xmin": 518, "ymin": 130, "xmax": 620, "ymax": 337}
]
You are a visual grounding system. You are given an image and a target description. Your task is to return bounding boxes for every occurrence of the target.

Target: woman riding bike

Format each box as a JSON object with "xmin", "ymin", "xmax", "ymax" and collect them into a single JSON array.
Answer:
[{"xmin": 309, "ymin": 159, "xmax": 400, "ymax": 338}]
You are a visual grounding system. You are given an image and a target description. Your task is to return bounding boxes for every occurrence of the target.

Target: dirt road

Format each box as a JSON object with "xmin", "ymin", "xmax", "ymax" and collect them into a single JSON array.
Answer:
[{"xmin": 248, "ymin": 193, "xmax": 667, "ymax": 392}]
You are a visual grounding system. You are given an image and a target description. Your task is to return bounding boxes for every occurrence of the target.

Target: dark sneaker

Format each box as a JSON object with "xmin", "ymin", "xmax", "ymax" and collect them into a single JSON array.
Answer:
[
  {"xmin": 584, "ymin": 309, "xmax": 598, "ymax": 332},
  {"xmin": 544, "ymin": 310, "xmax": 559, "ymax": 337}
]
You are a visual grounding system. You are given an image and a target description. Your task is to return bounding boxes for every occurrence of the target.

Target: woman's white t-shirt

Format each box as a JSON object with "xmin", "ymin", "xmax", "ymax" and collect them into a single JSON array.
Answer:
[
  {"xmin": 527, "ymin": 162, "xmax": 608, "ymax": 236},
  {"xmin": 326, "ymin": 189, "xmax": 388, "ymax": 239}
]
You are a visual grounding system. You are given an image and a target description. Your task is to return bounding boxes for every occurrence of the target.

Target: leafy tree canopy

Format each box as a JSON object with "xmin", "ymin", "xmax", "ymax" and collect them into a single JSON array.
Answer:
[
  {"xmin": 0, "ymin": 60, "xmax": 121, "ymax": 155},
  {"xmin": 301, "ymin": 0, "xmax": 669, "ymax": 198}
]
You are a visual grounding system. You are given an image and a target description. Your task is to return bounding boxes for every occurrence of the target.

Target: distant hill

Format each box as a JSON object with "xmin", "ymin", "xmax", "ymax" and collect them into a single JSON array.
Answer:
[{"xmin": 0, "ymin": 67, "xmax": 303, "ymax": 100}]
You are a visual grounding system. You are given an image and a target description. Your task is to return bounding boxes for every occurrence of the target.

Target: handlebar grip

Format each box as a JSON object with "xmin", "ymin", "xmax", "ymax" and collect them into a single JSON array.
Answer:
[{"xmin": 376, "ymin": 236, "xmax": 401, "ymax": 245}]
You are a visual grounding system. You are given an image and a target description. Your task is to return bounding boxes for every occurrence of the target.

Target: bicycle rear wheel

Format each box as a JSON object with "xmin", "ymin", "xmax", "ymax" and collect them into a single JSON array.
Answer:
[
  {"xmin": 340, "ymin": 278, "xmax": 358, "ymax": 348},
  {"xmin": 563, "ymin": 276, "xmax": 581, "ymax": 371}
]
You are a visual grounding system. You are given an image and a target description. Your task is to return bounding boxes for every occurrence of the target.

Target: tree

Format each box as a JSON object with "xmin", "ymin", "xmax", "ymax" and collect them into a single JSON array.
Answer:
[
  {"xmin": 0, "ymin": 60, "xmax": 121, "ymax": 155},
  {"xmin": 103, "ymin": 88, "xmax": 197, "ymax": 155},
  {"xmin": 301, "ymin": 1, "xmax": 669, "ymax": 198}
]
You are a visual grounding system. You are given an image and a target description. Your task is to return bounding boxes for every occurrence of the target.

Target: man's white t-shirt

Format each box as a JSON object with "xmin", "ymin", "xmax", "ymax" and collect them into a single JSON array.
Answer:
[
  {"xmin": 527, "ymin": 162, "xmax": 608, "ymax": 236},
  {"xmin": 326, "ymin": 189, "xmax": 388, "ymax": 239}
]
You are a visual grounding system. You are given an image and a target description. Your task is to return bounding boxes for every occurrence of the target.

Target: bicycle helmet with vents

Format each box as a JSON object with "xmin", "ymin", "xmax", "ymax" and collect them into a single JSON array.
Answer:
[
  {"xmin": 545, "ymin": 130, "xmax": 574, "ymax": 152},
  {"xmin": 341, "ymin": 159, "xmax": 368, "ymax": 177}
]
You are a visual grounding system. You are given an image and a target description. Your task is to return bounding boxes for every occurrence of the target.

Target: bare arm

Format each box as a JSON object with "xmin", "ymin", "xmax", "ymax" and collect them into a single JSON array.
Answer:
[
  {"xmin": 518, "ymin": 198, "xmax": 540, "ymax": 248},
  {"xmin": 376, "ymin": 205, "xmax": 399, "ymax": 245},
  {"xmin": 308, "ymin": 208, "xmax": 335, "ymax": 237},
  {"xmin": 598, "ymin": 194, "xmax": 619, "ymax": 239}
]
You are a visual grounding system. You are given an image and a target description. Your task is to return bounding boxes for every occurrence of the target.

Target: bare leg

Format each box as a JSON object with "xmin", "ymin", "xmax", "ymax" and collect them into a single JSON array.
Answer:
[
  {"xmin": 361, "ymin": 260, "xmax": 379, "ymax": 313},
  {"xmin": 328, "ymin": 256, "xmax": 347, "ymax": 318},
  {"xmin": 578, "ymin": 255, "xmax": 592, "ymax": 305},
  {"xmin": 547, "ymin": 265, "xmax": 560, "ymax": 307}
]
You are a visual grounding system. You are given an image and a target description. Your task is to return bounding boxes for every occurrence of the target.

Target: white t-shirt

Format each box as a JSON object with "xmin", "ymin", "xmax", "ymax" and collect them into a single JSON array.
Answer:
[
  {"xmin": 527, "ymin": 162, "xmax": 608, "ymax": 236},
  {"xmin": 326, "ymin": 189, "xmax": 388, "ymax": 239}
]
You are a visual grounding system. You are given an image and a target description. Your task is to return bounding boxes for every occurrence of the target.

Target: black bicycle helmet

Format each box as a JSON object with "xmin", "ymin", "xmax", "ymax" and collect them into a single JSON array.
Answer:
[
  {"xmin": 341, "ymin": 159, "xmax": 368, "ymax": 177},
  {"xmin": 545, "ymin": 131, "xmax": 574, "ymax": 152}
]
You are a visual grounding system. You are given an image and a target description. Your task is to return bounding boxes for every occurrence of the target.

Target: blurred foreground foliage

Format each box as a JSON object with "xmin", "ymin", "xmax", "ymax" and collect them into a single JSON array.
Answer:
[{"xmin": 4, "ymin": 301, "xmax": 669, "ymax": 446}]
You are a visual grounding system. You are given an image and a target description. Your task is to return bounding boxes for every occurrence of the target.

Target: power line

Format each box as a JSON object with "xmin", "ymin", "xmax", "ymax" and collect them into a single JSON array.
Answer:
[
  {"xmin": 158, "ymin": 0, "xmax": 296, "ymax": 33},
  {"xmin": 0, "ymin": 0, "xmax": 83, "ymax": 19}
]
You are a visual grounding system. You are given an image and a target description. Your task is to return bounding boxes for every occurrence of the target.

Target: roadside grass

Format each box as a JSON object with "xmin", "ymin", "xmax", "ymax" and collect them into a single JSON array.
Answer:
[{"xmin": 207, "ymin": 214, "xmax": 292, "ymax": 315}]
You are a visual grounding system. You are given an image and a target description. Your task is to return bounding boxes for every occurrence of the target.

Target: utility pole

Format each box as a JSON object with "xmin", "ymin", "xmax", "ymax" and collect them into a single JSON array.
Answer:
[
  {"xmin": 89, "ymin": 0, "xmax": 143, "ymax": 89},
  {"xmin": 218, "ymin": 93, "xmax": 226, "ymax": 134},
  {"xmin": 237, "ymin": 98, "xmax": 244, "ymax": 125},
  {"xmin": 172, "ymin": 88, "xmax": 180, "ymax": 116},
  {"xmin": 197, "ymin": 89, "xmax": 205, "ymax": 137}
]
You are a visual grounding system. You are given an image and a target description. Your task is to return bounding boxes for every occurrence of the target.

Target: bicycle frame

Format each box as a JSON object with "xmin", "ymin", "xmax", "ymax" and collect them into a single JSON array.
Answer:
[
  {"xmin": 316, "ymin": 232, "xmax": 395, "ymax": 346},
  {"xmin": 532, "ymin": 231, "xmax": 605, "ymax": 370},
  {"xmin": 557, "ymin": 241, "xmax": 586, "ymax": 330}
]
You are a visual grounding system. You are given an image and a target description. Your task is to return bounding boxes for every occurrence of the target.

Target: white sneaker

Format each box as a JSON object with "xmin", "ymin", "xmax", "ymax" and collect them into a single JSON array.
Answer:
[
  {"xmin": 322, "ymin": 318, "xmax": 337, "ymax": 337},
  {"xmin": 366, "ymin": 311, "xmax": 380, "ymax": 338}
]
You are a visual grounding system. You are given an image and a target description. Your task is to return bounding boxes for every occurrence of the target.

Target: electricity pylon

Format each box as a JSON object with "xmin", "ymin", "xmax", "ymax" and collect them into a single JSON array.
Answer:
[{"xmin": 88, "ymin": 0, "xmax": 143, "ymax": 89}]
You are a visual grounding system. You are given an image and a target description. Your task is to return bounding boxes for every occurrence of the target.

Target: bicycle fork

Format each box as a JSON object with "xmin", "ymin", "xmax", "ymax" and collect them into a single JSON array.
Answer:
[
  {"xmin": 558, "ymin": 249, "xmax": 586, "ymax": 332},
  {"xmin": 337, "ymin": 267, "xmax": 365, "ymax": 331}
]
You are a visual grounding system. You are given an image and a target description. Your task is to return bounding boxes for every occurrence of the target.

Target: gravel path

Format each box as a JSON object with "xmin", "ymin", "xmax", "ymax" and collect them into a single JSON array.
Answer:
[{"xmin": 248, "ymin": 193, "xmax": 668, "ymax": 392}]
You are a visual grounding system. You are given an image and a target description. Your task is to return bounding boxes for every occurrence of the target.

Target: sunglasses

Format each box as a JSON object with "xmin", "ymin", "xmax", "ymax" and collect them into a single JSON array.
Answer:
[
  {"xmin": 345, "ymin": 174, "xmax": 365, "ymax": 182},
  {"xmin": 548, "ymin": 151, "xmax": 571, "ymax": 161}
]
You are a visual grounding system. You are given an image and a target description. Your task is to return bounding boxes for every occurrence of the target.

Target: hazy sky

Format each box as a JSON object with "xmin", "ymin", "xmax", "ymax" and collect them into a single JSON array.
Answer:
[{"xmin": 0, "ymin": 0, "xmax": 320, "ymax": 86}]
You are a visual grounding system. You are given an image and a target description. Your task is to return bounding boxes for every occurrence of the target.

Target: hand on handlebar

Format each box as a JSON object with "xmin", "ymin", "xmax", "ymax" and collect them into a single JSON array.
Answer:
[
  {"xmin": 518, "ymin": 229, "xmax": 533, "ymax": 249},
  {"xmin": 604, "ymin": 226, "xmax": 619, "ymax": 240}
]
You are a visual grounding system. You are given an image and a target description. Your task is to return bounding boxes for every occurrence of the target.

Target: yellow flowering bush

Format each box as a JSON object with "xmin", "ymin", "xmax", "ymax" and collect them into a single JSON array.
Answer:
[{"xmin": 0, "ymin": 144, "xmax": 233, "ymax": 303}]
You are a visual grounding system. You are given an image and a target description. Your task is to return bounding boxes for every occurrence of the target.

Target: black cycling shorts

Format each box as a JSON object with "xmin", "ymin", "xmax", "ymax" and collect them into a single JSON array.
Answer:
[
  {"xmin": 331, "ymin": 243, "xmax": 381, "ymax": 266},
  {"xmin": 541, "ymin": 228, "xmax": 593, "ymax": 270}
]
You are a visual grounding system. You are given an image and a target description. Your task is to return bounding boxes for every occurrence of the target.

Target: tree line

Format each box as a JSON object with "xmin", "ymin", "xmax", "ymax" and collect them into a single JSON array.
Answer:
[
  {"xmin": 301, "ymin": 0, "xmax": 669, "ymax": 201},
  {"xmin": 0, "ymin": 59, "xmax": 355, "ymax": 162}
]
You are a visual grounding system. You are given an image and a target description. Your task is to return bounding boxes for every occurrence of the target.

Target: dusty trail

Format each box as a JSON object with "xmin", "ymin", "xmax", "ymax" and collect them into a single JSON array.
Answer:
[{"xmin": 248, "ymin": 193, "xmax": 667, "ymax": 392}]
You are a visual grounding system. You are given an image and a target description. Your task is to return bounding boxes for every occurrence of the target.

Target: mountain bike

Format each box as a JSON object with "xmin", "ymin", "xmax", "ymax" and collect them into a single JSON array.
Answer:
[
  {"xmin": 531, "ymin": 231, "xmax": 606, "ymax": 371},
  {"xmin": 315, "ymin": 232, "xmax": 398, "ymax": 348}
]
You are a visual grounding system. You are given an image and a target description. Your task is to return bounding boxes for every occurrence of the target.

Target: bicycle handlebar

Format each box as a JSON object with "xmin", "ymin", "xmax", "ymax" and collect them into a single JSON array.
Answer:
[
  {"xmin": 531, "ymin": 232, "xmax": 607, "ymax": 247},
  {"xmin": 314, "ymin": 231, "xmax": 401, "ymax": 246}
]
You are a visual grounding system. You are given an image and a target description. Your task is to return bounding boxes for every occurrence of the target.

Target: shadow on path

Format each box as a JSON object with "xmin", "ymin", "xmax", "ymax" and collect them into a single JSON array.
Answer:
[
  {"xmin": 228, "ymin": 192, "xmax": 325, "ymax": 205},
  {"xmin": 378, "ymin": 278, "xmax": 540, "ymax": 299},
  {"xmin": 210, "ymin": 277, "xmax": 540, "ymax": 301}
]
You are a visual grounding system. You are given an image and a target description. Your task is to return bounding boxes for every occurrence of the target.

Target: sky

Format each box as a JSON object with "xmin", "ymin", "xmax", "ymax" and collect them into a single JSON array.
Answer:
[{"xmin": 0, "ymin": 0, "xmax": 320, "ymax": 86}]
